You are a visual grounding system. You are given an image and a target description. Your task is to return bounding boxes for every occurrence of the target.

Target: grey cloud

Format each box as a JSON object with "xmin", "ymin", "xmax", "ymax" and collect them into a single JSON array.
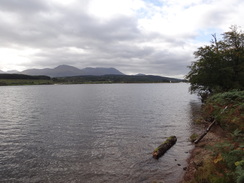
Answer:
[
  {"xmin": 0, "ymin": 0, "xmax": 49, "ymax": 13},
  {"xmin": 0, "ymin": 5, "xmax": 141, "ymax": 48},
  {"xmin": 204, "ymin": 10, "xmax": 230, "ymax": 27},
  {"xmin": 0, "ymin": 0, "xmax": 215, "ymax": 77},
  {"xmin": 201, "ymin": 0, "xmax": 242, "ymax": 28}
]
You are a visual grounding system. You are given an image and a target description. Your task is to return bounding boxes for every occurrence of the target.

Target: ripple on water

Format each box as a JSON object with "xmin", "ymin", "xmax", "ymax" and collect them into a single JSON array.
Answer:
[{"xmin": 0, "ymin": 84, "xmax": 201, "ymax": 183}]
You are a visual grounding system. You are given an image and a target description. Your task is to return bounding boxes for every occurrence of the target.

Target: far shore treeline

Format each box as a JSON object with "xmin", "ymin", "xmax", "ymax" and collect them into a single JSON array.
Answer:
[
  {"xmin": 0, "ymin": 74, "xmax": 51, "ymax": 80},
  {"xmin": 0, "ymin": 73, "xmax": 186, "ymax": 86}
]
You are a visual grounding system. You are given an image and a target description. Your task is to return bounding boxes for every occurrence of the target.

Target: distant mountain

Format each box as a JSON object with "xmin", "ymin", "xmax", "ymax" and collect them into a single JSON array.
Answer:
[
  {"xmin": 22, "ymin": 68, "xmax": 53, "ymax": 76},
  {"xmin": 6, "ymin": 70, "xmax": 20, "ymax": 74},
  {"xmin": 0, "ymin": 70, "xmax": 4, "ymax": 73},
  {"xmin": 22, "ymin": 65, "xmax": 84, "ymax": 77},
  {"xmin": 136, "ymin": 73, "xmax": 146, "ymax": 76},
  {"xmin": 81, "ymin": 67, "xmax": 124, "ymax": 76},
  {"xmin": 21, "ymin": 65, "xmax": 125, "ymax": 77}
]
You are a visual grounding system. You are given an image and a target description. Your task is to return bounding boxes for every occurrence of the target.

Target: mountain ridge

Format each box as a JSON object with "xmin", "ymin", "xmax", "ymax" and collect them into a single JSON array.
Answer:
[
  {"xmin": 19, "ymin": 65, "xmax": 125, "ymax": 77},
  {"xmin": 0, "ymin": 65, "xmax": 185, "ymax": 82}
]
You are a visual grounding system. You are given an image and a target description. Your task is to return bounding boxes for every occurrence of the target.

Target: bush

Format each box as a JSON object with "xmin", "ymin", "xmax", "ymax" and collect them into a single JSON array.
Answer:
[{"xmin": 203, "ymin": 91, "xmax": 244, "ymax": 131}]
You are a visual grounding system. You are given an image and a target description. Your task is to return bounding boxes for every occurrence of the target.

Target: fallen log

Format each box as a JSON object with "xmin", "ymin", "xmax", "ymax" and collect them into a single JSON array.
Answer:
[
  {"xmin": 153, "ymin": 136, "xmax": 177, "ymax": 159},
  {"xmin": 194, "ymin": 106, "xmax": 228, "ymax": 144},
  {"xmin": 194, "ymin": 120, "xmax": 216, "ymax": 144}
]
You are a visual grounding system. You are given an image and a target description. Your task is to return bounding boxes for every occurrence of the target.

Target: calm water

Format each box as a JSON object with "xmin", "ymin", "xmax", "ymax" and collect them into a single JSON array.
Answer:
[{"xmin": 0, "ymin": 83, "xmax": 201, "ymax": 183}]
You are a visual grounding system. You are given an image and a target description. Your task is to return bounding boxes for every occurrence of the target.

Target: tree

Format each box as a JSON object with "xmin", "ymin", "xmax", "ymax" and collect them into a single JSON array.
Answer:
[{"xmin": 186, "ymin": 26, "xmax": 244, "ymax": 100}]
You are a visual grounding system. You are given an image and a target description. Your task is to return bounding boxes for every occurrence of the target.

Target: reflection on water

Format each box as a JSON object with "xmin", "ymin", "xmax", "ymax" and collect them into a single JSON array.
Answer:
[{"xmin": 0, "ymin": 83, "xmax": 201, "ymax": 183}]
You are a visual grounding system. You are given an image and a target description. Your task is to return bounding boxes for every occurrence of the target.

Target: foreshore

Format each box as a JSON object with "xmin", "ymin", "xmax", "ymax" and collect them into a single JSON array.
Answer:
[
  {"xmin": 181, "ymin": 125, "xmax": 226, "ymax": 183},
  {"xmin": 180, "ymin": 91, "xmax": 244, "ymax": 183}
]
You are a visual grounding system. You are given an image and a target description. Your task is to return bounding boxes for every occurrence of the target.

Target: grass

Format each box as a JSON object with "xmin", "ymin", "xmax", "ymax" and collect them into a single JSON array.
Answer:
[{"xmin": 189, "ymin": 133, "xmax": 198, "ymax": 143}]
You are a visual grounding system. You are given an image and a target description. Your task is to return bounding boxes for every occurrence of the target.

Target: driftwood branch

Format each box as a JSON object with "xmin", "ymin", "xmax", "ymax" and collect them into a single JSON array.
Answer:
[
  {"xmin": 194, "ymin": 106, "xmax": 228, "ymax": 144},
  {"xmin": 194, "ymin": 120, "xmax": 216, "ymax": 144},
  {"xmin": 153, "ymin": 136, "xmax": 177, "ymax": 159}
]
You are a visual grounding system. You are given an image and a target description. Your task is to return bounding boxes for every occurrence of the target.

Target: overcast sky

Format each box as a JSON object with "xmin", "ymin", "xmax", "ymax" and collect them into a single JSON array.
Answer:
[{"xmin": 0, "ymin": 0, "xmax": 243, "ymax": 78}]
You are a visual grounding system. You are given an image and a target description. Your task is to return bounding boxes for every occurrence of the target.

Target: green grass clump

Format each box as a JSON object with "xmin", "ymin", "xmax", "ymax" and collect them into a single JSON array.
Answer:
[{"xmin": 189, "ymin": 133, "xmax": 198, "ymax": 142}]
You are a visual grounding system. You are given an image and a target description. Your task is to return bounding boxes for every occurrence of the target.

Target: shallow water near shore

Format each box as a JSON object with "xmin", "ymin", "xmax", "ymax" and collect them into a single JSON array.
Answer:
[{"xmin": 0, "ymin": 83, "xmax": 201, "ymax": 183}]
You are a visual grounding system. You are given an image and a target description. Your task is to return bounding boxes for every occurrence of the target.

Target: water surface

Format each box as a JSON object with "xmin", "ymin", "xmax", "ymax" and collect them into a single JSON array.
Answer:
[{"xmin": 0, "ymin": 83, "xmax": 201, "ymax": 183}]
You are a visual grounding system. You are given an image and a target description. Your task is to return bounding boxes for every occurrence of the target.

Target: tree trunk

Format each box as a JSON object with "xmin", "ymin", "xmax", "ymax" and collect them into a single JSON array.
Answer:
[{"xmin": 153, "ymin": 136, "xmax": 177, "ymax": 159}]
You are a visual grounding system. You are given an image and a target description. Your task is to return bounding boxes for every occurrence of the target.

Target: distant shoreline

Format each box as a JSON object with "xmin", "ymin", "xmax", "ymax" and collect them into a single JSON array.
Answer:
[{"xmin": 0, "ymin": 73, "xmax": 186, "ymax": 86}]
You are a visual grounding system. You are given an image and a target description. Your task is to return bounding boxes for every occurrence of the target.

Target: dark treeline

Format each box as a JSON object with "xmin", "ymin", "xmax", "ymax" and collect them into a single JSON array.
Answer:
[
  {"xmin": 0, "ymin": 73, "xmax": 185, "ymax": 85},
  {"xmin": 54, "ymin": 75, "xmax": 185, "ymax": 84},
  {"xmin": 0, "ymin": 74, "xmax": 51, "ymax": 80}
]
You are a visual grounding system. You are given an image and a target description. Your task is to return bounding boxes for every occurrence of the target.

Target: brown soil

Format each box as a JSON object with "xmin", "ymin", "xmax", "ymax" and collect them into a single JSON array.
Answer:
[{"xmin": 180, "ymin": 124, "xmax": 228, "ymax": 183}]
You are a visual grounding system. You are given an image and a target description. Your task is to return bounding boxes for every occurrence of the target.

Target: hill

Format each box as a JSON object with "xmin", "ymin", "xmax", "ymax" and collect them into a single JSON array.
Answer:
[{"xmin": 21, "ymin": 65, "xmax": 125, "ymax": 77}]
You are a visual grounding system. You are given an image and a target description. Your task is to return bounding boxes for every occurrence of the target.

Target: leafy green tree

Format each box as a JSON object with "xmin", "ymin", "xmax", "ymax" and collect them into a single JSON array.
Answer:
[{"xmin": 186, "ymin": 26, "xmax": 244, "ymax": 100}]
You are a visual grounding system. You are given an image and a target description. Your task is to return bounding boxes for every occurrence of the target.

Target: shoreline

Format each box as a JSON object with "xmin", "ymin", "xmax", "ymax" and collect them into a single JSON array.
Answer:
[
  {"xmin": 180, "ymin": 125, "xmax": 227, "ymax": 183},
  {"xmin": 180, "ymin": 91, "xmax": 244, "ymax": 183}
]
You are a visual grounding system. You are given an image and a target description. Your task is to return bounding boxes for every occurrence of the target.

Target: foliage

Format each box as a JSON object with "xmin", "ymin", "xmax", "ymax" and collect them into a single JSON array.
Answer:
[
  {"xmin": 207, "ymin": 138, "xmax": 244, "ymax": 183},
  {"xmin": 203, "ymin": 91, "xmax": 244, "ymax": 131},
  {"xmin": 186, "ymin": 26, "xmax": 244, "ymax": 99},
  {"xmin": 187, "ymin": 134, "xmax": 244, "ymax": 183},
  {"xmin": 192, "ymin": 142, "xmax": 244, "ymax": 183}
]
